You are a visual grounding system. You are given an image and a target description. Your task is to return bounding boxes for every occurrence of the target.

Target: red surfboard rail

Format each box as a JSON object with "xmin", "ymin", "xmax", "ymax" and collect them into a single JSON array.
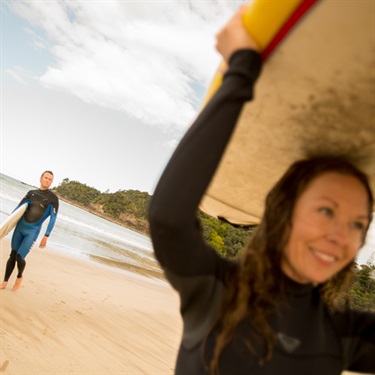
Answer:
[{"xmin": 262, "ymin": 0, "xmax": 320, "ymax": 61}]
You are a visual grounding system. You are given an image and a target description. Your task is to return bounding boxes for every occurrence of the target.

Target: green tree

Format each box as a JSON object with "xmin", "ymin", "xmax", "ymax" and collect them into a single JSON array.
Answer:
[
  {"xmin": 54, "ymin": 179, "xmax": 101, "ymax": 206},
  {"xmin": 350, "ymin": 263, "xmax": 375, "ymax": 312},
  {"xmin": 198, "ymin": 212, "xmax": 252, "ymax": 258}
]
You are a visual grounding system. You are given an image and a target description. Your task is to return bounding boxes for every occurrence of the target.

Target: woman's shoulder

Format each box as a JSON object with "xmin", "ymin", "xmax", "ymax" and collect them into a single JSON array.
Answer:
[{"xmin": 328, "ymin": 306, "xmax": 375, "ymax": 335}]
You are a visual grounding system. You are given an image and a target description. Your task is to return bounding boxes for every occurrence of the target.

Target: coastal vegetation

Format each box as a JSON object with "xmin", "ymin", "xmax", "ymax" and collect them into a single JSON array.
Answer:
[
  {"xmin": 53, "ymin": 178, "xmax": 150, "ymax": 233},
  {"xmin": 53, "ymin": 178, "xmax": 375, "ymax": 312},
  {"xmin": 350, "ymin": 263, "xmax": 375, "ymax": 312}
]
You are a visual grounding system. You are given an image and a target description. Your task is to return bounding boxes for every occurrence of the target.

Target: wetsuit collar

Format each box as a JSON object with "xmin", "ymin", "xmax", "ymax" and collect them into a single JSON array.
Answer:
[{"xmin": 284, "ymin": 275, "xmax": 314, "ymax": 297}]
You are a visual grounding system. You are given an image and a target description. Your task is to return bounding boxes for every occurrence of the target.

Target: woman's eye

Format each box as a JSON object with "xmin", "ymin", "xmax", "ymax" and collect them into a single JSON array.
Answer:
[
  {"xmin": 352, "ymin": 221, "xmax": 365, "ymax": 231},
  {"xmin": 318, "ymin": 207, "xmax": 333, "ymax": 217}
]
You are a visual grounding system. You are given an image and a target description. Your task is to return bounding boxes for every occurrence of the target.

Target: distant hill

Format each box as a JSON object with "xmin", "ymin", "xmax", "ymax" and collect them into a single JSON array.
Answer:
[{"xmin": 53, "ymin": 178, "xmax": 150, "ymax": 235}]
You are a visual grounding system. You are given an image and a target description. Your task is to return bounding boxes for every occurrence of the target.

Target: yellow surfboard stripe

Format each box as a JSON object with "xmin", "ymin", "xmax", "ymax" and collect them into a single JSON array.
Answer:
[
  {"xmin": 203, "ymin": 0, "xmax": 302, "ymax": 105},
  {"xmin": 243, "ymin": 0, "xmax": 301, "ymax": 50}
]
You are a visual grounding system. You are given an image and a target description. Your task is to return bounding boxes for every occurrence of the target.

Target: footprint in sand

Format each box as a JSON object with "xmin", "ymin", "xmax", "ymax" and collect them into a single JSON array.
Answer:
[{"xmin": 0, "ymin": 360, "xmax": 10, "ymax": 372}]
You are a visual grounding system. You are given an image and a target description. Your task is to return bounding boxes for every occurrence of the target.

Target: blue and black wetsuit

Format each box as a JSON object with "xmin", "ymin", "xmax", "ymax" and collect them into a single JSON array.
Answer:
[
  {"xmin": 148, "ymin": 50, "xmax": 375, "ymax": 374},
  {"xmin": 4, "ymin": 188, "xmax": 59, "ymax": 281}
]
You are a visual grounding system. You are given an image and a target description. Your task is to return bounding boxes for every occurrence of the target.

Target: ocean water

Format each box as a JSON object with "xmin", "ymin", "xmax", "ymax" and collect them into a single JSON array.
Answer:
[{"xmin": 0, "ymin": 173, "xmax": 163, "ymax": 278}]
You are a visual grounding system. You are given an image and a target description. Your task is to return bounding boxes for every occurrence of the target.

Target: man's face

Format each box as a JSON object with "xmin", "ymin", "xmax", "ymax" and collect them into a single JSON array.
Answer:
[{"xmin": 40, "ymin": 172, "xmax": 54, "ymax": 190}]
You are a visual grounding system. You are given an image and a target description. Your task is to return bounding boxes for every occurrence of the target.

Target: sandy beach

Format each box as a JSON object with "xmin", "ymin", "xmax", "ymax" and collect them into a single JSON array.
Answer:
[
  {"xmin": 0, "ymin": 238, "xmax": 181, "ymax": 374},
  {"xmin": 0, "ymin": 238, "xmax": 367, "ymax": 375}
]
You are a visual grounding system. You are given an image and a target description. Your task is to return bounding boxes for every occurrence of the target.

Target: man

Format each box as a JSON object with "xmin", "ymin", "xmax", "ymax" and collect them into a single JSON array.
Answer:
[{"xmin": 0, "ymin": 171, "xmax": 59, "ymax": 291}]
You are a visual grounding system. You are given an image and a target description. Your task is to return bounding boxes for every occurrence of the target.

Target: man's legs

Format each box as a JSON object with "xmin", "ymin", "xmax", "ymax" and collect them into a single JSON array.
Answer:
[
  {"xmin": 12, "ymin": 222, "xmax": 40, "ymax": 291},
  {"xmin": 1, "ymin": 223, "xmax": 38, "ymax": 291}
]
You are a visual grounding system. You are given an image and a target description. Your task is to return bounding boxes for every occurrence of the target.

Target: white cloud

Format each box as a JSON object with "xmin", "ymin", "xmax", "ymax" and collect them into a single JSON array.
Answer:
[
  {"xmin": 164, "ymin": 138, "xmax": 180, "ymax": 151},
  {"xmin": 8, "ymin": 0, "xmax": 245, "ymax": 132},
  {"xmin": 24, "ymin": 27, "xmax": 48, "ymax": 50},
  {"xmin": 5, "ymin": 67, "xmax": 28, "ymax": 85}
]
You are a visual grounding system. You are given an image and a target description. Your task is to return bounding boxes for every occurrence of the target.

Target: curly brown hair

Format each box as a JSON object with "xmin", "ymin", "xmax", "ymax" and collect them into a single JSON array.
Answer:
[{"xmin": 208, "ymin": 156, "xmax": 373, "ymax": 374}]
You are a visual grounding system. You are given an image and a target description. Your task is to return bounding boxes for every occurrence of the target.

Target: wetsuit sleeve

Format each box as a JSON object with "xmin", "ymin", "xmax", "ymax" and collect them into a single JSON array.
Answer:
[
  {"xmin": 148, "ymin": 50, "xmax": 262, "ymax": 278},
  {"xmin": 334, "ymin": 309, "xmax": 375, "ymax": 372},
  {"xmin": 44, "ymin": 196, "xmax": 59, "ymax": 237}
]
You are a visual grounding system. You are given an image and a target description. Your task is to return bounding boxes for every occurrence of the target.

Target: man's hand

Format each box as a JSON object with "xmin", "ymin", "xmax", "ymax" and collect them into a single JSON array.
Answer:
[{"xmin": 39, "ymin": 236, "xmax": 48, "ymax": 249}]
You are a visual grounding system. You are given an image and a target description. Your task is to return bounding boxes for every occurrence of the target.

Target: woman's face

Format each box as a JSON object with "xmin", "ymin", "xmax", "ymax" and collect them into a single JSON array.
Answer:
[{"xmin": 281, "ymin": 172, "xmax": 370, "ymax": 284}]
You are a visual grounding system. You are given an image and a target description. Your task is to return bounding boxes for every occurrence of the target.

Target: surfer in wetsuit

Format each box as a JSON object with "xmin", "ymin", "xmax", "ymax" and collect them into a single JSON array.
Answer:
[
  {"xmin": 148, "ymin": 6, "xmax": 375, "ymax": 375},
  {"xmin": 0, "ymin": 171, "xmax": 59, "ymax": 291}
]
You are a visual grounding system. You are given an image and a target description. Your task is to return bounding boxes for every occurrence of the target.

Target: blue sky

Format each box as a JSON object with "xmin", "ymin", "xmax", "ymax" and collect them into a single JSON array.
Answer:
[
  {"xmin": 1, "ymin": 0, "xmax": 244, "ymax": 193},
  {"xmin": 2, "ymin": 4, "xmax": 52, "ymax": 78}
]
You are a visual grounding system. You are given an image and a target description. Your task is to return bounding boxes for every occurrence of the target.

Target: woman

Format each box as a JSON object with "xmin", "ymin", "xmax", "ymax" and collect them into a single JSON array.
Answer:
[{"xmin": 148, "ymin": 6, "xmax": 375, "ymax": 375}]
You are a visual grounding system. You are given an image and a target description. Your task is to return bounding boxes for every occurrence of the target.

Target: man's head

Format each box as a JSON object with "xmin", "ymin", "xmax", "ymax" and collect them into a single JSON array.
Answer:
[{"xmin": 40, "ymin": 171, "xmax": 54, "ymax": 190}]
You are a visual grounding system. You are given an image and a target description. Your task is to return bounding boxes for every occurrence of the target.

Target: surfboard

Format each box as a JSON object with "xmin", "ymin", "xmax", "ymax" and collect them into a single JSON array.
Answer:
[
  {"xmin": 200, "ymin": 0, "xmax": 375, "ymax": 225},
  {"xmin": 0, "ymin": 203, "xmax": 28, "ymax": 240}
]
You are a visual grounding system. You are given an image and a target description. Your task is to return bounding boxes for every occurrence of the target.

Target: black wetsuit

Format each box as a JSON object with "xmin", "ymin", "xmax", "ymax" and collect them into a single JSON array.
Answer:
[
  {"xmin": 4, "ymin": 188, "xmax": 59, "ymax": 282},
  {"xmin": 12, "ymin": 188, "xmax": 59, "ymax": 259},
  {"xmin": 148, "ymin": 50, "xmax": 375, "ymax": 374}
]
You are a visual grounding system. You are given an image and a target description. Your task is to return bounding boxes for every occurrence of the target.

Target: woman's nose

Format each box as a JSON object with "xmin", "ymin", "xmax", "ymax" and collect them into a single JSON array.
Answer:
[{"xmin": 326, "ymin": 220, "xmax": 351, "ymax": 246}]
